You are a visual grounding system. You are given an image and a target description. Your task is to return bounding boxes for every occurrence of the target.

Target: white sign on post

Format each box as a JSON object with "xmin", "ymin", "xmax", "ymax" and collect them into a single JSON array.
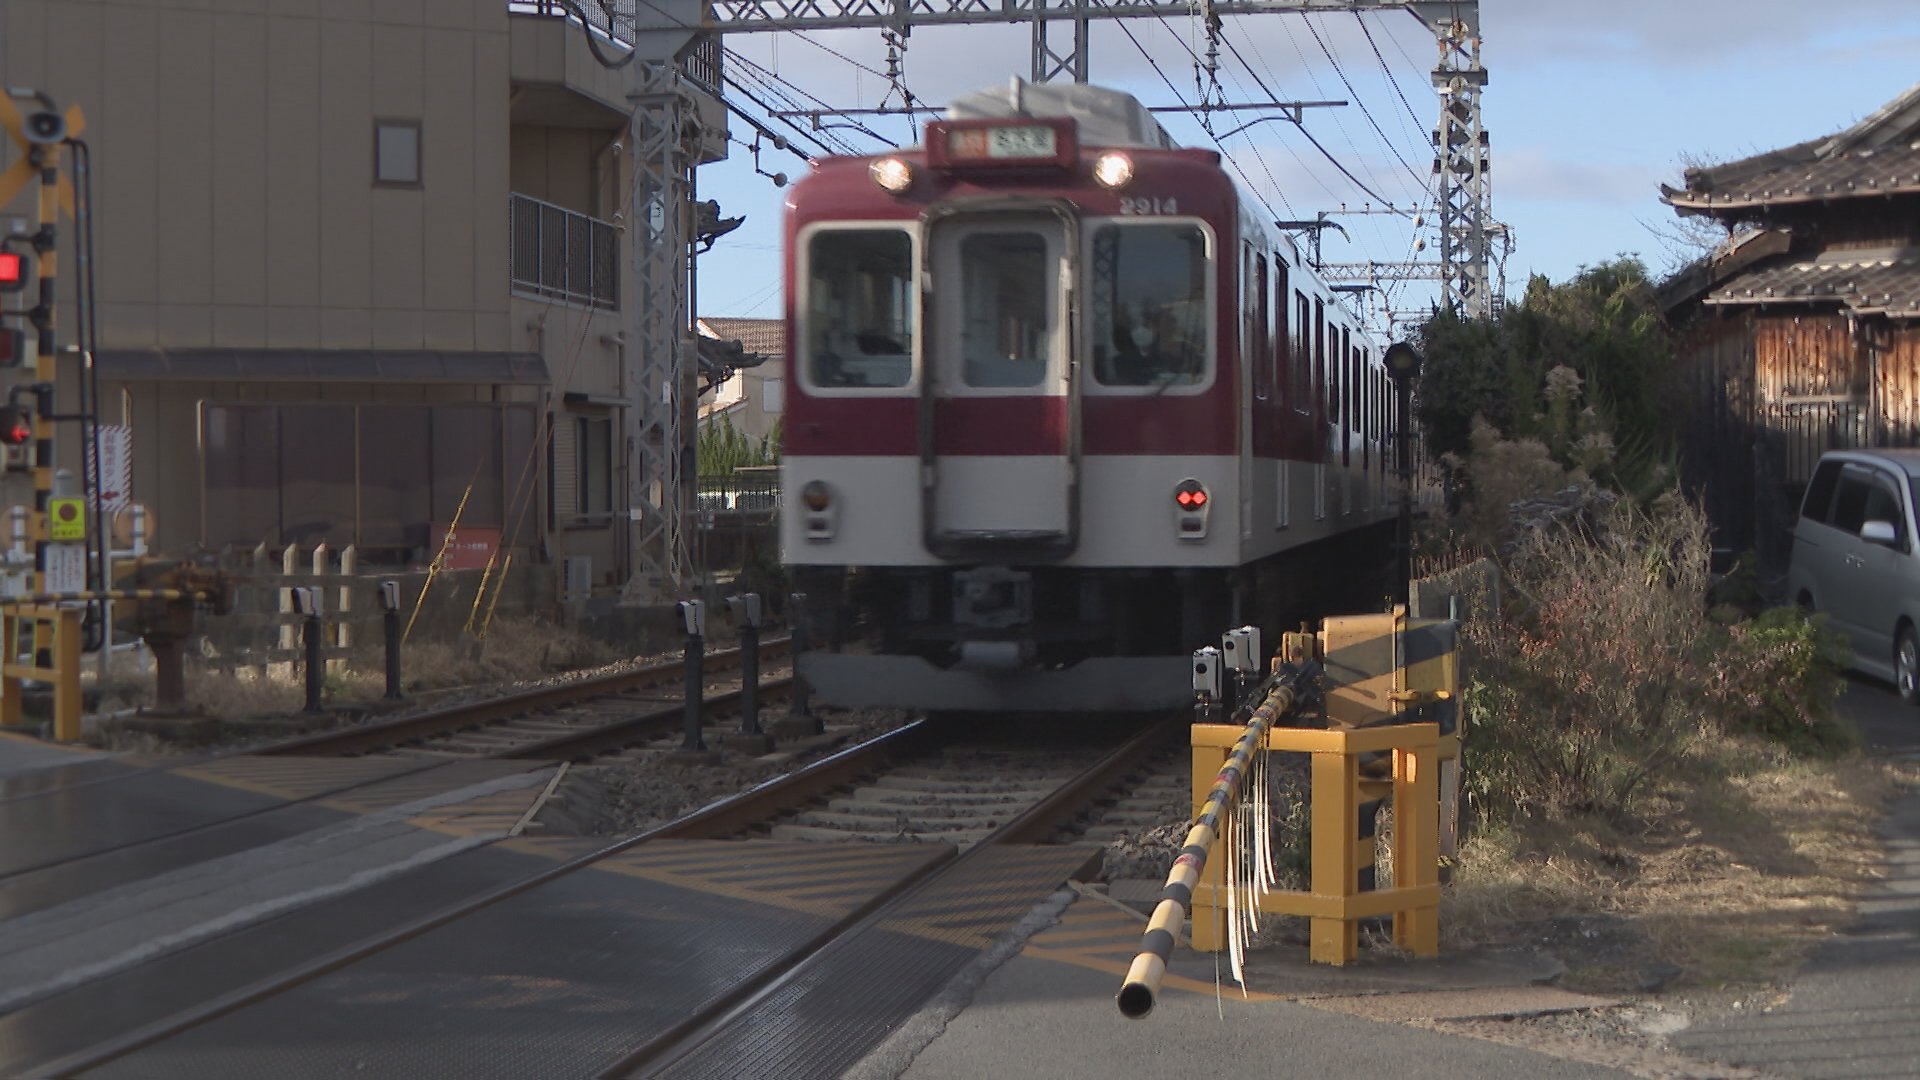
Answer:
[
  {"xmin": 94, "ymin": 425, "xmax": 132, "ymax": 512},
  {"xmin": 45, "ymin": 542, "xmax": 85, "ymax": 595}
]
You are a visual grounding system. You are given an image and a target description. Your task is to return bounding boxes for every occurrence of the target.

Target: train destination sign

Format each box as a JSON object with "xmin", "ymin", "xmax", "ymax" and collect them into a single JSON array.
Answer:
[{"xmin": 946, "ymin": 124, "xmax": 1056, "ymax": 161}]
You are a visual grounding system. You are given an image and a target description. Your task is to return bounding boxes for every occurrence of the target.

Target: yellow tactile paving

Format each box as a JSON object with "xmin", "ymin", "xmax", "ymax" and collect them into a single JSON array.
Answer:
[
  {"xmin": 1018, "ymin": 894, "xmax": 1286, "ymax": 1004},
  {"xmin": 172, "ymin": 755, "xmax": 416, "ymax": 801},
  {"xmin": 590, "ymin": 840, "xmax": 948, "ymax": 919}
]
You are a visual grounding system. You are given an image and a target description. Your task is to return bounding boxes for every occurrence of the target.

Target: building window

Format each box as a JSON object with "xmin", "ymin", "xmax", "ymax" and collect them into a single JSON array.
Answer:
[
  {"xmin": 375, "ymin": 120, "xmax": 421, "ymax": 186},
  {"xmin": 761, "ymin": 377, "xmax": 784, "ymax": 414},
  {"xmin": 576, "ymin": 415, "xmax": 611, "ymax": 518}
]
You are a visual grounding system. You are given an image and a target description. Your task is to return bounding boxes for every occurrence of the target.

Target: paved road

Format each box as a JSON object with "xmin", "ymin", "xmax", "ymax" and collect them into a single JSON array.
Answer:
[{"xmin": 1673, "ymin": 677, "xmax": 1920, "ymax": 1079}]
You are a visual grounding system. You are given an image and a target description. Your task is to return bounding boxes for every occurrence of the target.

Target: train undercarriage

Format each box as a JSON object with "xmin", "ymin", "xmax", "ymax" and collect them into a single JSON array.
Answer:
[{"xmin": 792, "ymin": 520, "xmax": 1396, "ymax": 712}]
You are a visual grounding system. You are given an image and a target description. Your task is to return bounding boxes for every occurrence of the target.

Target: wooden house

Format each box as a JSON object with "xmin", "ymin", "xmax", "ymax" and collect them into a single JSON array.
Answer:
[{"xmin": 1661, "ymin": 81, "xmax": 1920, "ymax": 579}]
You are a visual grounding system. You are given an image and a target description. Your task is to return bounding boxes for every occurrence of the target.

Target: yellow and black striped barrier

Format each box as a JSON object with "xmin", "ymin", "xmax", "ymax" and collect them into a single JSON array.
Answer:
[
  {"xmin": 1117, "ymin": 649, "xmax": 1318, "ymax": 1019},
  {"xmin": 0, "ymin": 588, "xmax": 210, "ymax": 607},
  {"xmin": 1118, "ymin": 609, "xmax": 1465, "ymax": 1016}
]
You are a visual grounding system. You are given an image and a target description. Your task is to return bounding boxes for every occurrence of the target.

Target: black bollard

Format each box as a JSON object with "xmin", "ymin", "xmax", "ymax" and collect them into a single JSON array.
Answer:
[
  {"xmin": 300, "ymin": 588, "xmax": 324, "ymax": 714},
  {"xmin": 787, "ymin": 591, "xmax": 815, "ymax": 732},
  {"xmin": 380, "ymin": 581, "xmax": 403, "ymax": 701},
  {"xmin": 679, "ymin": 600, "xmax": 706, "ymax": 752},
  {"xmin": 728, "ymin": 593, "xmax": 763, "ymax": 738}
]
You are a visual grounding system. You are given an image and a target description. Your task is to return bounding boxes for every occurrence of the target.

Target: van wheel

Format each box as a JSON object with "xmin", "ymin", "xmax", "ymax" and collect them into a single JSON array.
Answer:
[{"xmin": 1898, "ymin": 628, "xmax": 1920, "ymax": 707}]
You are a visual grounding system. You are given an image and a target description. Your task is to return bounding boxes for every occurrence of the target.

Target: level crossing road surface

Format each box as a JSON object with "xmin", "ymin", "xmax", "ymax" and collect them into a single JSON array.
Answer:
[{"xmin": 0, "ymin": 681, "xmax": 1914, "ymax": 1079}]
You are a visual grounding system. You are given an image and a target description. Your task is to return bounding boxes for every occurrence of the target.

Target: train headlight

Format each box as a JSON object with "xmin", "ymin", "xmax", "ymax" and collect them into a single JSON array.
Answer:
[
  {"xmin": 1092, "ymin": 152, "xmax": 1134, "ymax": 189},
  {"xmin": 869, "ymin": 157, "xmax": 915, "ymax": 194},
  {"xmin": 1173, "ymin": 478, "xmax": 1210, "ymax": 541},
  {"xmin": 801, "ymin": 480, "xmax": 836, "ymax": 541}
]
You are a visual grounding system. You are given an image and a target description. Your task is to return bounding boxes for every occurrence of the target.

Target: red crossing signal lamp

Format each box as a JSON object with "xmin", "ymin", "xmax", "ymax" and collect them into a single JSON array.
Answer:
[
  {"xmin": 0, "ymin": 252, "xmax": 23, "ymax": 292},
  {"xmin": 0, "ymin": 404, "xmax": 32, "ymax": 447}
]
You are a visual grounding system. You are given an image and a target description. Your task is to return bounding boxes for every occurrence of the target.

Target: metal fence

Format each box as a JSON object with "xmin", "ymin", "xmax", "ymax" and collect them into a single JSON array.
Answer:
[{"xmin": 510, "ymin": 193, "xmax": 618, "ymax": 310}]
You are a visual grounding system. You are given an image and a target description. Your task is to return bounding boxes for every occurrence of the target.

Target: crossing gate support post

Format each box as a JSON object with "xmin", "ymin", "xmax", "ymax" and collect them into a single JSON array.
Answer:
[
  {"xmin": 1188, "ymin": 719, "xmax": 1441, "ymax": 965},
  {"xmin": 0, "ymin": 604, "xmax": 82, "ymax": 740}
]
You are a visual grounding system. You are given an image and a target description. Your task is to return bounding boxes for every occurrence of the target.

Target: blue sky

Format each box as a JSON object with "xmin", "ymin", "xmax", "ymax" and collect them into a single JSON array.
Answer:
[{"xmin": 691, "ymin": 0, "xmax": 1920, "ymax": 332}]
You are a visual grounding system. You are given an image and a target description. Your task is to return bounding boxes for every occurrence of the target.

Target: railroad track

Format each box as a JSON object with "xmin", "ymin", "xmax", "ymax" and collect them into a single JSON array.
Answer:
[
  {"xmin": 256, "ymin": 637, "xmax": 794, "ymax": 761},
  {"xmin": 41, "ymin": 713, "xmax": 1182, "ymax": 1077}
]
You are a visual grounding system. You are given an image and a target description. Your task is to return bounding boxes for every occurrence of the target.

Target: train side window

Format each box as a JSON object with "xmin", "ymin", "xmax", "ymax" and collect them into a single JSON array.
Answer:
[
  {"xmin": 1293, "ymin": 291, "xmax": 1311, "ymax": 409},
  {"xmin": 803, "ymin": 228, "xmax": 915, "ymax": 390},
  {"xmin": 1313, "ymin": 298, "xmax": 1325, "ymax": 417},
  {"xmin": 1089, "ymin": 223, "xmax": 1212, "ymax": 390},
  {"xmin": 1274, "ymin": 260, "xmax": 1289, "ymax": 406},
  {"xmin": 1252, "ymin": 253, "xmax": 1271, "ymax": 401}
]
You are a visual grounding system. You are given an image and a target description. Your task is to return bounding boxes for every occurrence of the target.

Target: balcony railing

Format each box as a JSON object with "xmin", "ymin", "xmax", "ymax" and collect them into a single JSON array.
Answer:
[{"xmin": 510, "ymin": 193, "xmax": 618, "ymax": 310}]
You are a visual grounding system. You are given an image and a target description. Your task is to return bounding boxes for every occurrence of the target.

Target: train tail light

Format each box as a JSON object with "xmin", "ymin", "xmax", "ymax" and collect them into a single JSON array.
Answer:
[
  {"xmin": 869, "ymin": 157, "xmax": 915, "ymax": 194},
  {"xmin": 1092, "ymin": 152, "xmax": 1134, "ymax": 190},
  {"xmin": 1174, "ymin": 478, "xmax": 1210, "ymax": 541},
  {"xmin": 801, "ymin": 480, "xmax": 836, "ymax": 540}
]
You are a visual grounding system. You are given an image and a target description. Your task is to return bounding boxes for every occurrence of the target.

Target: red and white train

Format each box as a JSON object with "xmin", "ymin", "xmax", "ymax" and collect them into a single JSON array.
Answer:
[{"xmin": 780, "ymin": 80, "xmax": 1409, "ymax": 711}]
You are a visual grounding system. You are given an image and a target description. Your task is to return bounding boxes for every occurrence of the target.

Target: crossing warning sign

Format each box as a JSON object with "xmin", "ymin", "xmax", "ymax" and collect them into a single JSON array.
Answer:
[{"xmin": 48, "ymin": 497, "xmax": 83, "ymax": 540}]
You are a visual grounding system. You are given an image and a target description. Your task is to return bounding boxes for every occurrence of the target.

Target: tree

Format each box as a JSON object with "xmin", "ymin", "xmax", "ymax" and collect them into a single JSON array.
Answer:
[{"xmin": 1416, "ymin": 256, "xmax": 1677, "ymax": 499}]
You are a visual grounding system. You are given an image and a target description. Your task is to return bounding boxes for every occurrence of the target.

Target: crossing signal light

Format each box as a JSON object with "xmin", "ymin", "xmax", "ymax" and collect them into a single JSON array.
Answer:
[
  {"xmin": 0, "ymin": 251, "xmax": 24, "ymax": 292},
  {"xmin": 0, "ymin": 328, "xmax": 22, "ymax": 368},
  {"xmin": 0, "ymin": 404, "xmax": 31, "ymax": 447}
]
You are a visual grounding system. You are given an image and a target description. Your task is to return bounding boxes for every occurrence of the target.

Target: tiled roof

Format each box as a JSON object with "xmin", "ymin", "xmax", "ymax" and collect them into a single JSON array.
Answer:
[
  {"xmin": 1663, "ymin": 141, "xmax": 1920, "ymax": 214},
  {"xmin": 1704, "ymin": 247, "xmax": 1920, "ymax": 319},
  {"xmin": 1663, "ymin": 79, "xmax": 1920, "ymax": 216},
  {"xmin": 698, "ymin": 317, "xmax": 785, "ymax": 360}
]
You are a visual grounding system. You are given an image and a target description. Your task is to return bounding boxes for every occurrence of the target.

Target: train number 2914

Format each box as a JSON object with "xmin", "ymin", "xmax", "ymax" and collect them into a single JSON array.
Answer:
[{"xmin": 1118, "ymin": 196, "xmax": 1179, "ymax": 216}]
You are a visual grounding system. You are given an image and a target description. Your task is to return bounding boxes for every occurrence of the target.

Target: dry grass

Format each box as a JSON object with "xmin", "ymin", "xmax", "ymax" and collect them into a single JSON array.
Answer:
[
  {"xmin": 1443, "ymin": 736, "xmax": 1909, "ymax": 993},
  {"xmin": 175, "ymin": 615, "xmax": 625, "ymax": 722}
]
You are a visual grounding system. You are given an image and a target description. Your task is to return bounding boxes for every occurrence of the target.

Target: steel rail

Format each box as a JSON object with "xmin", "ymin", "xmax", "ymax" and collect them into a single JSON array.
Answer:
[
  {"xmin": 254, "ymin": 637, "xmax": 790, "ymax": 757},
  {"xmin": 28, "ymin": 717, "xmax": 936, "ymax": 1078},
  {"xmin": 602, "ymin": 713, "xmax": 1182, "ymax": 1077},
  {"xmin": 505, "ymin": 676, "xmax": 795, "ymax": 761}
]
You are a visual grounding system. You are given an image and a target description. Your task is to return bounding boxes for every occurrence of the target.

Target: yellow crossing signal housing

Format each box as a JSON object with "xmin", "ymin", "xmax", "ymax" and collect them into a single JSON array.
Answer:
[{"xmin": 1317, "ymin": 606, "xmax": 1461, "ymax": 739}]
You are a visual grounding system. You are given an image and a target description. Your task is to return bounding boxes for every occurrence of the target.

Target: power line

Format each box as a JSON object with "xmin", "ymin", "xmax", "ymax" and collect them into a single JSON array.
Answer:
[
  {"xmin": 1355, "ymin": 11, "xmax": 1426, "ymax": 133},
  {"xmin": 1301, "ymin": 13, "xmax": 1426, "ymax": 188},
  {"xmin": 1112, "ymin": 19, "xmax": 1285, "ymax": 225},
  {"xmin": 1218, "ymin": 32, "xmax": 1409, "ymax": 214}
]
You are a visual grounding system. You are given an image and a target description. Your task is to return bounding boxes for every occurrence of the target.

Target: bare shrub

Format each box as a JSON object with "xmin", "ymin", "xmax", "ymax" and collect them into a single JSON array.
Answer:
[
  {"xmin": 1451, "ymin": 417, "xmax": 1576, "ymax": 549},
  {"xmin": 1464, "ymin": 489, "xmax": 1714, "ymax": 821}
]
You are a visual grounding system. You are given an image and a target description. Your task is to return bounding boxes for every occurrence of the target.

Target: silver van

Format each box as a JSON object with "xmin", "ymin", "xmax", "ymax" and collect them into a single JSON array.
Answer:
[{"xmin": 1786, "ymin": 448, "xmax": 1920, "ymax": 704}]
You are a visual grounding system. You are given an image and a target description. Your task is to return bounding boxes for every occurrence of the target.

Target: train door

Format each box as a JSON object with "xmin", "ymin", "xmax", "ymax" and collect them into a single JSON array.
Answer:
[{"xmin": 922, "ymin": 213, "xmax": 1076, "ymax": 556}]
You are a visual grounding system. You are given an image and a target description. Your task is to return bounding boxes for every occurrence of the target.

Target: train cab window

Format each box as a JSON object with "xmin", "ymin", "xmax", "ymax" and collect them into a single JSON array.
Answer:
[
  {"xmin": 1089, "ymin": 223, "xmax": 1211, "ymax": 389},
  {"xmin": 957, "ymin": 231, "xmax": 1051, "ymax": 388},
  {"xmin": 803, "ymin": 229, "xmax": 915, "ymax": 390}
]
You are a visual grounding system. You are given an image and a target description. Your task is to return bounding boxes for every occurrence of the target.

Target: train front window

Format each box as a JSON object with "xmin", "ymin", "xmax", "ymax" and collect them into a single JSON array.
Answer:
[
  {"xmin": 957, "ymin": 231, "xmax": 1051, "ymax": 389},
  {"xmin": 1089, "ymin": 223, "xmax": 1210, "ymax": 389},
  {"xmin": 805, "ymin": 229, "xmax": 915, "ymax": 389}
]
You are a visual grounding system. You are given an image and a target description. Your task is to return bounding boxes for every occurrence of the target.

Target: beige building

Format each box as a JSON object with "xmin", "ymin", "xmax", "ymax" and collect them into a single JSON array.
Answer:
[
  {"xmin": 0, "ymin": 0, "xmax": 723, "ymax": 600},
  {"xmin": 696, "ymin": 316, "xmax": 784, "ymax": 443}
]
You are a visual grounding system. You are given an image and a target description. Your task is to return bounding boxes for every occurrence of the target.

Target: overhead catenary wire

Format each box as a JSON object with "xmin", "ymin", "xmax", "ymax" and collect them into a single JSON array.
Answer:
[
  {"xmin": 1112, "ymin": 19, "xmax": 1285, "ymax": 226},
  {"xmin": 1355, "ymin": 11, "xmax": 1427, "ymax": 134},
  {"xmin": 1301, "ymin": 14, "xmax": 1427, "ymax": 189}
]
